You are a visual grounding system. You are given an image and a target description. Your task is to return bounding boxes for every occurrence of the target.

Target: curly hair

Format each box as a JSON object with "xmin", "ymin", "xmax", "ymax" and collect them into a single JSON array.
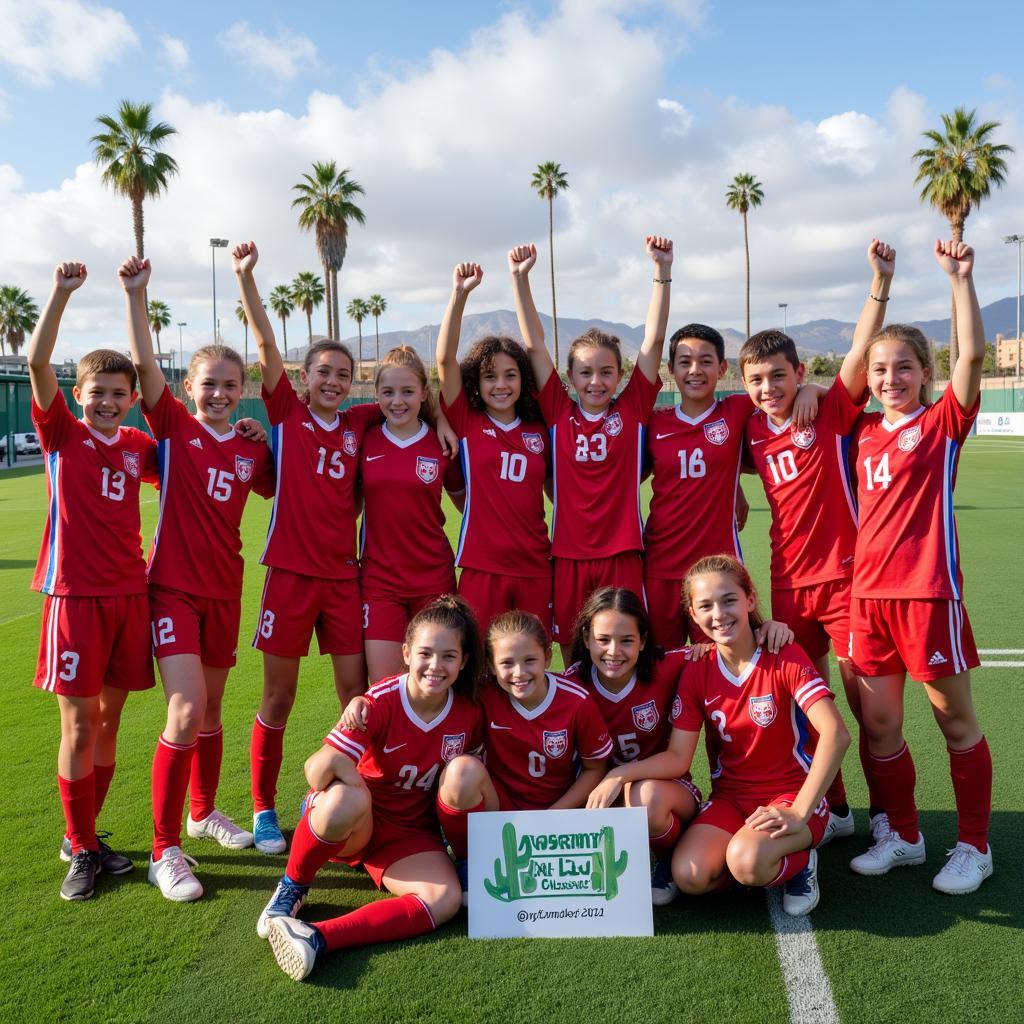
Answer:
[{"xmin": 460, "ymin": 335, "xmax": 543, "ymax": 423}]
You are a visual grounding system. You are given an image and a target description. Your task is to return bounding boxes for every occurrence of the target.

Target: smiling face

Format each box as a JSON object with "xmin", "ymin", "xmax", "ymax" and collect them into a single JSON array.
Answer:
[
  {"xmin": 302, "ymin": 350, "xmax": 353, "ymax": 418},
  {"xmin": 741, "ymin": 354, "xmax": 804, "ymax": 423},
  {"xmin": 490, "ymin": 631, "xmax": 550, "ymax": 709},
  {"xmin": 569, "ymin": 343, "xmax": 623, "ymax": 415},
  {"xmin": 687, "ymin": 571, "xmax": 756, "ymax": 650},
  {"xmin": 672, "ymin": 338, "xmax": 727, "ymax": 408},
  {"xmin": 479, "ymin": 352, "xmax": 522, "ymax": 421},
  {"xmin": 72, "ymin": 371, "xmax": 136, "ymax": 437},
  {"xmin": 868, "ymin": 337, "xmax": 929, "ymax": 420},
  {"xmin": 403, "ymin": 623, "xmax": 468, "ymax": 701},
  {"xmin": 376, "ymin": 365, "xmax": 425, "ymax": 430},
  {"xmin": 586, "ymin": 609, "xmax": 645, "ymax": 688},
  {"xmin": 184, "ymin": 358, "xmax": 242, "ymax": 429}
]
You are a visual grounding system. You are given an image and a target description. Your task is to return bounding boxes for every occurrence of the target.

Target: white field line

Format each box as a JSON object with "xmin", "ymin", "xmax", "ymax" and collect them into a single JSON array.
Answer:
[
  {"xmin": 766, "ymin": 888, "xmax": 841, "ymax": 1024},
  {"xmin": 981, "ymin": 661, "xmax": 1024, "ymax": 668},
  {"xmin": 978, "ymin": 649, "xmax": 1024, "ymax": 654}
]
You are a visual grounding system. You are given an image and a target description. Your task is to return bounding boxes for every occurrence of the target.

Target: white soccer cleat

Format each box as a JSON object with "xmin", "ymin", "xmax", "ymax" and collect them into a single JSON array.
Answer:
[
  {"xmin": 818, "ymin": 808, "xmax": 855, "ymax": 847},
  {"xmin": 931, "ymin": 842, "xmax": 993, "ymax": 895},
  {"xmin": 782, "ymin": 849, "xmax": 820, "ymax": 917},
  {"xmin": 148, "ymin": 846, "xmax": 203, "ymax": 902},
  {"xmin": 650, "ymin": 857, "xmax": 679, "ymax": 906},
  {"xmin": 869, "ymin": 812, "xmax": 891, "ymax": 843},
  {"xmin": 849, "ymin": 829, "xmax": 926, "ymax": 876},
  {"xmin": 257, "ymin": 877, "xmax": 310, "ymax": 939},
  {"xmin": 186, "ymin": 809, "xmax": 254, "ymax": 850},
  {"xmin": 268, "ymin": 916, "xmax": 325, "ymax": 981}
]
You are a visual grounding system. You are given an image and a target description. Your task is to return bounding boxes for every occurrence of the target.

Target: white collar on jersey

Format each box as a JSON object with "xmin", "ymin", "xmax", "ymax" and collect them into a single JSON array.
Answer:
[
  {"xmin": 309, "ymin": 408, "xmax": 340, "ymax": 432},
  {"xmin": 486, "ymin": 413, "xmax": 522, "ymax": 432},
  {"xmin": 880, "ymin": 404, "xmax": 927, "ymax": 432},
  {"xmin": 509, "ymin": 671, "xmax": 560, "ymax": 720},
  {"xmin": 673, "ymin": 401, "xmax": 719, "ymax": 427},
  {"xmin": 590, "ymin": 665, "xmax": 638, "ymax": 703},
  {"xmin": 764, "ymin": 415, "xmax": 792, "ymax": 435},
  {"xmin": 399, "ymin": 673, "xmax": 453, "ymax": 731},
  {"xmin": 576, "ymin": 403, "xmax": 611, "ymax": 423},
  {"xmin": 715, "ymin": 644, "xmax": 763, "ymax": 687},
  {"xmin": 197, "ymin": 419, "xmax": 237, "ymax": 443},
  {"xmin": 382, "ymin": 421, "xmax": 428, "ymax": 448},
  {"xmin": 82, "ymin": 420, "xmax": 122, "ymax": 446}
]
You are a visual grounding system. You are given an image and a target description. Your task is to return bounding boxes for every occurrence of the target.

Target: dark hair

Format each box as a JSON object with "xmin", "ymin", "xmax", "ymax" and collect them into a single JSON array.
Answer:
[
  {"xmin": 568, "ymin": 587, "xmax": 661, "ymax": 684},
  {"xmin": 376, "ymin": 345, "xmax": 438, "ymax": 426},
  {"xmin": 405, "ymin": 595, "xmax": 483, "ymax": 701},
  {"xmin": 867, "ymin": 324, "xmax": 934, "ymax": 406},
  {"xmin": 188, "ymin": 344, "xmax": 244, "ymax": 381},
  {"xmin": 739, "ymin": 330, "xmax": 800, "ymax": 375},
  {"xmin": 77, "ymin": 349, "xmax": 136, "ymax": 391},
  {"xmin": 683, "ymin": 555, "xmax": 764, "ymax": 635},
  {"xmin": 669, "ymin": 323, "xmax": 726, "ymax": 366},
  {"xmin": 304, "ymin": 339, "xmax": 355, "ymax": 376},
  {"xmin": 485, "ymin": 610, "xmax": 550, "ymax": 670},
  {"xmin": 461, "ymin": 335, "xmax": 542, "ymax": 423},
  {"xmin": 566, "ymin": 328, "xmax": 622, "ymax": 375}
]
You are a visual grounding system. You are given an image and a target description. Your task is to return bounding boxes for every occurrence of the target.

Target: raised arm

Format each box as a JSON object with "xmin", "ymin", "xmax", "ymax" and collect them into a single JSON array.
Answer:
[
  {"xmin": 436, "ymin": 262, "xmax": 483, "ymax": 406},
  {"xmin": 233, "ymin": 241, "xmax": 284, "ymax": 392},
  {"xmin": 509, "ymin": 243, "xmax": 554, "ymax": 389},
  {"xmin": 635, "ymin": 235, "xmax": 674, "ymax": 384},
  {"xmin": 839, "ymin": 238, "xmax": 895, "ymax": 400},
  {"xmin": 119, "ymin": 256, "xmax": 166, "ymax": 409},
  {"xmin": 27, "ymin": 263, "xmax": 87, "ymax": 411},
  {"xmin": 936, "ymin": 241, "xmax": 984, "ymax": 410}
]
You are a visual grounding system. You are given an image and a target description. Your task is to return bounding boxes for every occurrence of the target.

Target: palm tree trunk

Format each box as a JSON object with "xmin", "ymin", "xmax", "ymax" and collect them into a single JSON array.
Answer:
[
  {"xmin": 357, "ymin": 325, "xmax": 363, "ymax": 381},
  {"xmin": 244, "ymin": 323, "xmax": 249, "ymax": 370},
  {"xmin": 375, "ymin": 318, "xmax": 380, "ymax": 367},
  {"xmin": 132, "ymin": 195, "xmax": 145, "ymax": 258},
  {"xmin": 743, "ymin": 210, "xmax": 751, "ymax": 339},
  {"xmin": 332, "ymin": 270, "xmax": 341, "ymax": 340},
  {"xmin": 548, "ymin": 195, "xmax": 559, "ymax": 371},
  {"xmin": 306, "ymin": 309, "xmax": 313, "ymax": 343},
  {"xmin": 281, "ymin": 316, "xmax": 288, "ymax": 361},
  {"xmin": 323, "ymin": 267, "xmax": 333, "ymax": 340},
  {"xmin": 154, "ymin": 327, "xmax": 162, "ymax": 357},
  {"xmin": 948, "ymin": 218, "xmax": 963, "ymax": 370}
]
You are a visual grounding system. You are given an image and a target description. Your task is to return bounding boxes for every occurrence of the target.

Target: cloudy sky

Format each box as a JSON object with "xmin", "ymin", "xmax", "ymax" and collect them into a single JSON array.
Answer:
[{"xmin": 1, "ymin": 0, "xmax": 1023, "ymax": 360}]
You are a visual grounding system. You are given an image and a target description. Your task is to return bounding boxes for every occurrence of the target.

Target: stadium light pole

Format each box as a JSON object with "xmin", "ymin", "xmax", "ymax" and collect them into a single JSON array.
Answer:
[
  {"xmin": 778, "ymin": 302, "xmax": 788, "ymax": 333},
  {"xmin": 1004, "ymin": 234, "xmax": 1023, "ymax": 379},
  {"xmin": 210, "ymin": 238, "xmax": 229, "ymax": 341}
]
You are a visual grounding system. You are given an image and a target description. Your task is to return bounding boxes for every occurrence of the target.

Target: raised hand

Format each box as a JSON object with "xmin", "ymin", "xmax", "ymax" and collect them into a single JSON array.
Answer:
[
  {"xmin": 868, "ymin": 238, "xmax": 895, "ymax": 278},
  {"xmin": 54, "ymin": 262, "xmax": 87, "ymax": 292},
  {"xmin": 508, "ymin": 243, "xmax": 537, "ymax": 277},
  {"xmin": 934, "ymin": 239, "xmax": 974, "ymax": 279},
  {"xmin": 646, "ymin": 235, "xmax": 674, "ymax": 269},
  {"xmin": 118, "ymin": 255, "xmax": 151, "ymax": 292},
  {"xmin": 233, "ymin": 241, "xmax": 259, "ymax": 275},
  {"xmin": 453, "ymin": 261, "xmax": 483, "ymax": 294}
]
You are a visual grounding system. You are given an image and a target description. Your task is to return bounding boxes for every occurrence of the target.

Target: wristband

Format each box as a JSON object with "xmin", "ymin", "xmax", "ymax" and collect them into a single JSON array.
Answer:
[
  {"xmin": 654, "ymin": 277, "xmax": 672, "ymax": 284},
  {"xmin": 870, "ymin": 293, "xmax": 889, "ymax": 303}
]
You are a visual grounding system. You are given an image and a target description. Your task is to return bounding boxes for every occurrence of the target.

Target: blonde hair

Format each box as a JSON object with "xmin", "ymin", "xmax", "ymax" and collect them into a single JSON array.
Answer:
[
  {"xmin": 566, "ymin": 328, "xmax": 622, "ymax": 375},
  {"xmin": 375, "ymin": 345, "xmax": 438, "ymax": 426},
  {"xmin": 187, "ymin": 344, "xmax": 244, "ymax": 382},
  {"xmin": 76, "ymin": 349, "xmax": 136, "ymax": 390},
  {"xmin": 485, "ymin": 610, "xmax": 549, "ymax": 670},
  {"xmin": 683, "ymin": 554, "xmax": 764, "ymax": 634},
  {"xmin": 866, "ymin": 324, "xmax": 934, "ymax": 406}
]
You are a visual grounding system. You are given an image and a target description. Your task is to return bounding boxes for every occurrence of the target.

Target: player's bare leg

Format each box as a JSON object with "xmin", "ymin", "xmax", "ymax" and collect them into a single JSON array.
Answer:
[
  {"xmin": 94, "ymin": 685, "xmax": 128, "ymax": 769},
  {"xmin": 330, "ymin": 652, "xmax": 367, "ymax": 710},
  {"xmin": 436, "ymin": 755, "xmax": 499, "ymax": 901},
  {"xmin": 726, "ymin": 821, "xmax": 819, "ymax": 916},
  {"xmin": 812, "ymin": 652, "xmax": 856, "ymax": 843},
  {"xmin": 365, "ymin": 640, "xmax": 405, "ymax": 684},
  {"xmin": 672, "ymin": 823, "xmax": 733, "ymax": 895},
  {"xmin": 57, "ymin": 693, "xmax": 100, "ymax": 782}
]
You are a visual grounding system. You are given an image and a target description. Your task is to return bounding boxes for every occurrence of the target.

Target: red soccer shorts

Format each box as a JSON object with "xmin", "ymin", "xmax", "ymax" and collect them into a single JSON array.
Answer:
[
  {"xmin": 361, "ymin": 584, "xmax": 455, "ymax": 644},
  {"xmin": 552, "ymin": 552, "xmax": 645, "ymax": 642},
  {"xmin": 458, "ymin": 567, "xmax": 553, "ymax": 638},
  {"xmin": 850, "ymin": 597, "xmax": 980, "ymax": 682},
  {"xmin": 34, "ymin": 593, "xmax": 155, "ymax": 698},
  {"xmin": 253, "ymin": 567, "xmax": 362, "ymax": 658},
  {"xmin": 695, "ymin": 790, "xmax": 830, "ymax": 848},
  {"xmin": 643, "ymin": 572, "xmax": 713, "ymax": 648},
  {"xmin": 771, "ymin": 577, "xmax": 852, "ymax": 663},
  {"xmin": 149, "ymin": 584, "xmax": 241, "ymax": 668}
]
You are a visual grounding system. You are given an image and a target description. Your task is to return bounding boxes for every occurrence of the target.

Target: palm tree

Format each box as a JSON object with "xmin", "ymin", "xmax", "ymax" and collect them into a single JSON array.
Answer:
[
  {"xmin": 725, "ymin": 173, "xmax": 764, "ymax": 340},
  {"xmin": 235, "ymin": 300, "xmax": 249, "ymax": 368},
  {"xmin": 367, "ymin": 293, "xmax": 387, "ymax": 367},
  {"xmin": 147, "ymin": 299, "xmax": 171, "ymax": 357},
  {"xmin": 91, "ymin": 100, "xmax": 178, "ymax": 260},
  {"xmin": 347, "ymin": 297, "xmax": 370, "ymax": 381},
  {"xmin": 291, "ymin": 272, "xmax": 325, "ymax": 345},
  {"xmin": 531, "ymin": 161, "xmax": 570, "ymax": 368},
  {"xmin": 914, "ymin": 107, "xmax": 1014, "ymax": 364},
  {"xmin": 0, "ymin": 285, "xmax": 39, "ymax": 357},
  {"xmin": 268, "ymin": 285, "xmax": 295, "ymax": 360},
  {"xmin": 292, "ymin": 161, "xmax": 366, "ymax": 340}
]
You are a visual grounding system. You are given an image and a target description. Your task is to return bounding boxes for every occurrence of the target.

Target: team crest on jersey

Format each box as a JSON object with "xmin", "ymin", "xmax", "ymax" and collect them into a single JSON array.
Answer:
[
  {"xmin": 671, "ymin": 695, "xmax": 682, "ymax": 721},
  {"xmin": 234, "ymin": 455, "xmax": 254, "ymax": 482},
  {"xmin": 898, "ymin": 424, "xmax": 922, "ymax": 452},
  {"xmin": 603, "ymin": 412, "xmax": 623, "ymax": 437},
  {"xmin": 703, "ymin": 418, "xmax": 730, "ymax": 446},
  {"xmin": 543, "ymin": 729, "xmax": 569, "ymax": 758},
  {"xmin": 522, "ymin": 432, "xmax": 544, "ymax": 454},
  {"xmin": 343, "ymin": 430, "xmax": 357, "ymax": 456},
  {"xmin": 632, "ymin": 699, "xmax": 660, "ymax": 733},
  {"xmin": 441, "ymin": 733, "xmax": 467, "ymax": 762},
  {"xmin": 122, "ymin": 451, "xmax": 140, "ymax": 478},
  {"xmin": 790, "ymin": 424, "xmax": 816, "ymax": 449},
  {"xmin": 749, "ymin": 694, "xmax": 777, "ymax": 728},
  {"xmin": 415, "ymin": 456, "xmax": 439, "ymax": 484}
]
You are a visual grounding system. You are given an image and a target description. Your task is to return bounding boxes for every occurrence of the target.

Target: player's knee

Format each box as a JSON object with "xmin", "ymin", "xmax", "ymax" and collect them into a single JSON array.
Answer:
[
  {"xmin": 314, "ymin": 782, "xmax": 371, "ymax": 838},
  {"xmin": 672, "ymin": 862, "xmax": 714, "ymax": 895},
  {"xmin": 423, "ymin": 882, "xmax": 462, "ymax": 924},
  {"xmin": 724, "ymin": 837, "xmax": 761, "ymax": 886},
  {"xmin": 934, "ymin": 711, "xmax": 980, "ymax": 748},
  {"xmin": 439, "ymin": 756, "xmax": 485, "ymax": 807},
  {"xmin": 623, "ymin": 778, "xmax": 655, "ymax": 810},
  {"xmin": 261, "ymin": 688, "xmax": 295, "ymax": 723},
  {"xmin": 860, "ymin": 705, "xmax": 900, "ymax": 742},
  {"xmin": 62, "ymin": 714, "xmax": 97, "ymax": 752}
]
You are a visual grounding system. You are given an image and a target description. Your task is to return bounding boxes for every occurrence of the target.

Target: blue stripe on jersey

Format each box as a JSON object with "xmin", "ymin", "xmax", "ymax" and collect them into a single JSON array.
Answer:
[
  {"xmin": 839, "ymin": 432, "xmax": 859, "ymax": 521},
  {"xmin": 260, "ymin": 423, "xmax": 284, "ymax": 559},
  {"xmin": 149, "ymin": 439, "xmax": 171, "ymax": 570},
  {"xmin": 549, "ymin": 423, "xmax": 558, "ymax": 545},
  {"xmin": 41, "ymin": 452, "xmax": 60, "ymax": 594},
  {"xmin": 944, "ymin": 438, "xmax": 960, "ymax": 599},
  {"xmin": 792, "ymin": 704, "xmax": 813, "ymax": 771},
  {"xmin": 454, "ymin": 437, "xmax": 471, "ymax": 563}
]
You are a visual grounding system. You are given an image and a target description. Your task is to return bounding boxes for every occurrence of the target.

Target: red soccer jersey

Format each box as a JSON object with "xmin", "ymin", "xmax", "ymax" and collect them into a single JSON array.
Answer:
[
  {"xmin": 644, "ymin": 395, "xmax": 754, "ymax": 578},
  {"xmin": 261, "ymin": 378, "xmax": 380, "ymax": 580},
  {"xmin": 745, "ymin": 376, "xmax": 864, "ymax": 589},
  {"xmin": 563, "ymin": 648, "xmax": 690, "ymax": 765},
  {"xmin": 539, "ymin": 370, "xmax": 660, "ymax": 559},
  {"xmin": 358, "ymin": 422, "xmax": 455, "ymax": 596},
  {"xmin": 144, "ymin": 384, "xmax": 275, "ymax": 600},
  {"xmin": 31, "ymin": 392, "xmax": 158, "ymax": 596},
  {"xmin": 671, "ymin": 644, "xmax": 833, "ymax": 801},
  {"xmin": 852, "ymin": 385, "xmax": 979, "ymax": 600},
  {"xmin": 479, "ymin": 673, "xmax": 612, "ymax": 810},
  {"xmin": 324, "ymin": 674, "xmax": 484, "ymax": 832},
  {"xmin": 441, "ymin": 389, "xmax": 550, "ymax": 577}
]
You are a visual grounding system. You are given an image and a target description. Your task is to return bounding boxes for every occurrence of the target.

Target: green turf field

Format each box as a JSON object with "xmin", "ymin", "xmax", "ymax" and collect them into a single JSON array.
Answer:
[{"xmin": 1, "ymin": 438, "xmax": 1021, "ymax": 1024}]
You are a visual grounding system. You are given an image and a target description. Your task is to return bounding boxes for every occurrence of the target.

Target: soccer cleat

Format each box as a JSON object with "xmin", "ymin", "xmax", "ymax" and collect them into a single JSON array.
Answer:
[
  {"xmin": 869, "ymin": 811, "xmax": 891, "ymax": 843},
  {"xmin": 186, "ymin": 809, "xmax": 254, "ymax": 850},
  {"xmin": 931, "ymin": 842, "xmax": 993, "ymax": 895},
  {"xmin": 454, "ymin": 857, "xmax": 469, "ymax": 908},
  {"xmin": 148, "ymin": 846, "xmax": 203, "ymax": 902},
  {"xmin": 782, "ymin": 850, "xmax": 820, "ymax": 916},
  {"xmin": 257, "ymin": 876, "xmax": 310, "ymax": 938},
  {"xmin": 268, "ymin": 916, "xmax": 325, "ymax": 981},
  {"xmin": 818, "ymin": 808, "xmax": 855, "ymax": 848},
  {"xmin": 253, "ymin": 809, "xmax": 287, "ymax": 855},
  {"xmin": 60, "ymin": 849, "xmax": 100, "ymax": 901},
  {"xmin": 60, "ymin": 833, "xmax": 134, "ymax": 874},
  {"xmin": 849, "ymin": 829, "xmax": 926, "ymax": 876},
  {"xmin": 650, "ymin": 857, "xmax": 679, "ymax": 906}
]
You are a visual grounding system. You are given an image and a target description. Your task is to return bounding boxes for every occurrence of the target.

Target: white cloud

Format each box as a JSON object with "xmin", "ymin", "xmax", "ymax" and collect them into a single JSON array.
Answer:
[
  {"xmin": 218, "ymin": 21, "xmax": 317, "ymax": 81},
  {"xmin": 0, "ymin": 0, "xmax": 137, "ymax": 86},
  {"xmin": 657, "ymin": 98, "xmax": 694, "ymax": 137},
  {"xmin": 813, "ymin": 111, "xmax": 889, "ymax": 174},
  {"xmin": 160, "ymin": 35, "xmax": 190, "ymax": 72}
]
